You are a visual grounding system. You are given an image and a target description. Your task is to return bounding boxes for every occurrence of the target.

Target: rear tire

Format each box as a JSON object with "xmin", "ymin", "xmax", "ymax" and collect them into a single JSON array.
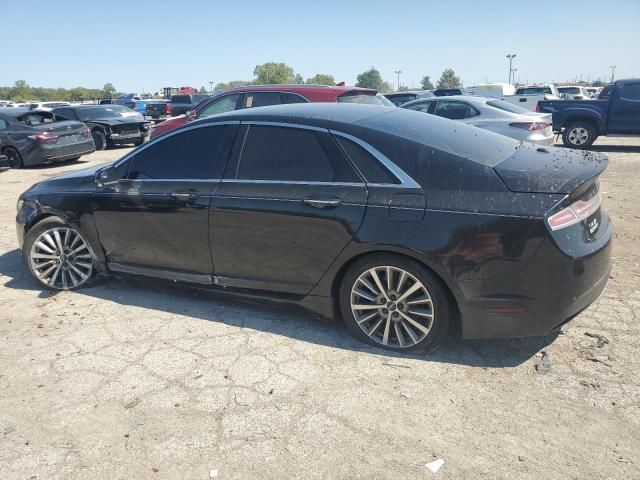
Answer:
[
  {"xmin": 3, "ymin": 147, "xmax": 23, "ymax": 168},
  {"xmin": 339, "ymin": 254, "xmax": 452, "ymax": 353},
  {"xmin": 92, "ymin": 130, "xmax": 107, "ymax": 150},
  {"xmin": 133, "ymin": 138, "xmax": 144, "ymax": 146},
  {"xmin": 562, "ymin": 121, "xmax": 597, "ymax": 149}
]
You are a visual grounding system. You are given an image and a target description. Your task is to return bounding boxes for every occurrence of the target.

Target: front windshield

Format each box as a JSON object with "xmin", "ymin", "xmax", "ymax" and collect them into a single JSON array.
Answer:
[
  {"xmin": 376, "ymin": 94, "xmax": 395, "ymax": 107},
  {"xmin": 337, "ymin": 93, "xmax": 387, "ymax": 105},
  {"xmin": 77, "ymin": 105, "xmax": 130, "ymax": 120}
]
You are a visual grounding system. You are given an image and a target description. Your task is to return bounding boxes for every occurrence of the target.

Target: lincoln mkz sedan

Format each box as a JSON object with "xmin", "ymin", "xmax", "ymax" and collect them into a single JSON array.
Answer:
[{"xmin": 16, "ymin": 104, "xmax": 612, "ymax": 352}]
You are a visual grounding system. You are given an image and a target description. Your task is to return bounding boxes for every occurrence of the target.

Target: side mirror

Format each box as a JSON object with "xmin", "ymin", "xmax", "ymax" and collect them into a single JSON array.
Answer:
[{"xmin": 96, "ymin": 166, "xmax": 119, "ymax": 187}]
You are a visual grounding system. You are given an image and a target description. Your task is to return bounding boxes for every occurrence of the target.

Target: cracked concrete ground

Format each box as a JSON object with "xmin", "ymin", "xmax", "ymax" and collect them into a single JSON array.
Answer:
[{"xmin": 1, "ymin": 138, "xmax": 639, "ymax": 480}]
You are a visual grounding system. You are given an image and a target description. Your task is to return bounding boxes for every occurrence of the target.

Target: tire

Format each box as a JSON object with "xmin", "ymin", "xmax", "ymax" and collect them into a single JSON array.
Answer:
[
  {"xmin": 133, "ymin": 138, "xmax": 144, "ymax": 146},
  {"xmin": 92, "ymin": 130, "xmax": 107, "ymax": 150},
  {"xmin": 3, "ymin": 147, "xmax": 23, "ymax": 168},
  {"xmin": 562, "ymin": 121, "xmax": 597, "ymax": 149},
  {"xmin": 339, "ymin": 254, "xmax": 452, "ymax": 353},
  {"xmin": 23, "ymin": 216, "xmax": 95, "ymax": 291}
]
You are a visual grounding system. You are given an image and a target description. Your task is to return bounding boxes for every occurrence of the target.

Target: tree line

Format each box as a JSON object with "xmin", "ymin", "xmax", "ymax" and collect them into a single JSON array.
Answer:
[{"xmin": 0, "ymin": 80, "xmax": 120, "ymax": 102}]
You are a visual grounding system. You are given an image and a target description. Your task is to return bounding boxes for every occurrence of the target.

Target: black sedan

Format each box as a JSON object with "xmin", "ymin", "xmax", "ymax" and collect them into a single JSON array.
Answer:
[
  {"xmin": 16, "ymin": 104, "xmax": 612, "ymax": 352},
  {"xmin": 52, "ymin": 105, "xmax": 150, "ymax": 150},
  {"xmin": 0, "ymin": 108, "xmax": 95, "ymax": 168}
]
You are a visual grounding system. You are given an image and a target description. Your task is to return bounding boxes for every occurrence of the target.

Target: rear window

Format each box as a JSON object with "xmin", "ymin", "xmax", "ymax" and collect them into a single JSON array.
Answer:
[
  {"xmin": 558, "ymin": 87, "xmax": 581, "ymax": 95},
  {"xmin": 17, "ymin": 111, "xmax": 56, "ymax": 125},
  {"xmin": 515, "ymin": 87, "xmax": 552, "ymax": 95},
  {"xmin": 337, "ymin": 92, "xmax": 384, "ymax": 105},
  {"xmin": 359, "ymin": 109, "xmax": 519, "ymax": 168},
  {"xmin": 171, "ymin": 95, "xmax": 192, "ymax": 104},
  {"xmin": 486, "ymin": 99, "xmax": 529, "ymax": 114},
  {"xmin": 621, "ymin": 83, "xmax": 640, "ymax": 101}
]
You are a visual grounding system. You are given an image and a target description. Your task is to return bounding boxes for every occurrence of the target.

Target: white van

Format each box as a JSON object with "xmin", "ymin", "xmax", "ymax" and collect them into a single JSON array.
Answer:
[{"xmin": 469, "ymin": 83, "xmax": 516, "ymax": 98}]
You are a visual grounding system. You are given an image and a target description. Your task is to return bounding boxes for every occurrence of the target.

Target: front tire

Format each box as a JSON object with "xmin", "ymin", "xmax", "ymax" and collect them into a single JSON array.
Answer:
[
  {"xmin": 92, "ymin": 130, "xmax": 107, "ymax": 150},
  {"xmin": 24, "ymin": 217, "xmax": 95, "ymax": 290},
  {"xmin": 339, "ymin": 254, "xmax": 452, "ymax": 353},
  {"xmin": 562, "ymin": 121, "xmax": 597, "ymax": 149}
]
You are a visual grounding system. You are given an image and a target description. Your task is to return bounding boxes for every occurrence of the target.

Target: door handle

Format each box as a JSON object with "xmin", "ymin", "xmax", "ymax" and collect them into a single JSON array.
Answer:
[
  {"xmin": 170, "ymin": 192, "xmax": 198, "ymax": 201},
  {"xmin": 304, "ymin": 198, "xmax": 342, "ymax": 209}
]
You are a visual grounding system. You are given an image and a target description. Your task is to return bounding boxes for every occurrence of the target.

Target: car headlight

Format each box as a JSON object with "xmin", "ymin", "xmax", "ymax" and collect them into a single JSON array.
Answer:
[{"xmin": 17, "ymin": 198, "xmax": 24, "ymax": 213}]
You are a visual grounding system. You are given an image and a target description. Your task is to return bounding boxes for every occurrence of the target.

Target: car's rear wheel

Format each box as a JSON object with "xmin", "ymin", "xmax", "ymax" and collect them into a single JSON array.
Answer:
[
  {"xmin": 92, "ymin": 130, "xmax": 107, "ymax": 150},
  {"xmin": 562, "ymin": 121, "xmax": 597, "ymax": 149},
  {"xmin": 133, "ymin": 138, "xmax": 144, "ymax": 146},
  {"xmin": 24, "ymin": 217, "xmax": 94, "ymax": 290},
  {"xmin": 3, "ymin": 147, "xmax": 23, "ymax": 168},
  {"xmin": 339, "ymin": 255, "xmax": 451, "ymax": 353}
]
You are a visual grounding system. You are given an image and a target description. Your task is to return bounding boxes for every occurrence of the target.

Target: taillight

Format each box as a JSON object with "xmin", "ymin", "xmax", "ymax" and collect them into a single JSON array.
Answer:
[
  {"xmin": 535, "ymin": 104, "xmax": 541, "ymax": 112},
  {"xmin": 29, "ymin": 132, "xmax": 59, "ymax": 144},
  {"xmin": 548, "ymin": 193, "xmax": 602, "ymax": 231},
  {"xmin": 134, "ymin": 106, "xmax": 139, "ymax": 112},
  {"xmin": 509, "ymin": 122, "xmax": 549, "ymax": 131},
  {"xmin": 165, "ymin": 104, "xmax": 171, "ymax": 115},
  {"xmin": 80, "ymin": 127, "xmax": 91, "ymax": 138}
]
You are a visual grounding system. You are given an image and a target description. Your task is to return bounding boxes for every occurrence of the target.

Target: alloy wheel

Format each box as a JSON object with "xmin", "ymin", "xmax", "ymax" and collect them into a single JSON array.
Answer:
[
  {"xmin": 29, "ymin": 227, "xmax": 93, "ymax": 289},
  {"xmin": 567, "ymin": 127, "xmax": 589, "ymax": 146},
  {"xmin": 350, "ymin": 266, "xmax": 434, "ymax": 348},
  {"xmin": 5, "ymin": 148, "xmax": 22, "ymax": 168}
]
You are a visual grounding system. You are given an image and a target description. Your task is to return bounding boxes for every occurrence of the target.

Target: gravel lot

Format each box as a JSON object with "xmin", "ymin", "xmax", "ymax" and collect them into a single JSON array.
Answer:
[{"xmin": 1, "ymin": 138, "xmax": 639, "ymax": 480}]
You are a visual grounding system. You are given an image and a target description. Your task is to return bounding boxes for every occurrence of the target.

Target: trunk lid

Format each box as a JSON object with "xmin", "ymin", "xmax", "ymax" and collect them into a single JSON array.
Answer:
[{"xmin": 494, "ymin": 143, "xmax": 608, "ymax": 194}]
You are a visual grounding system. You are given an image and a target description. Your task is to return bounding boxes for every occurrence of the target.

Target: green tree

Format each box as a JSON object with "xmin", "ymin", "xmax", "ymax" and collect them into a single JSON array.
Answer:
[
  {"xmin": 591, "ymin": 79, "xmax": 606, "ymax": 87},
  {"xmin": 293, "ymin": 73, "xmax": 304, "ymax": 84},
  {"xmin": 420, "ymin": 75, "xmax": 434, "ymax": 90},
  {"xmin": 436, "ymin": 68, "xmax": 462, "ymax": 88},
  {"xmin": 356, "ymin": 67, "xmax": 392, "ymax": 92},
  {"xmin": 306, "ymin": 73, "xmax": 335, "ymax": 85},
  {"xmin": 199, "ymin": 86, "xmax": 207, "ymax": 93},
  {"xmin": 102, "ymin": 83, "xmax": 117, "ymax": 98},
  {"xmin": 253, "ymin": 62, "xmax": 295, "ymax": 84},
  {"xmin": 215, "ymin": 80, "xmax": 251, "ymax": 91}
]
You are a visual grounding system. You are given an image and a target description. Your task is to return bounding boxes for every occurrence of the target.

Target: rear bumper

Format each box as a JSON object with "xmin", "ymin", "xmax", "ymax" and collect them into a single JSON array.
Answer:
[
  {"xmin": 461, "ymin": 221, "xmax": 612, "ymax": 339},
  {"xmin": 24, "ymin": 140, "xmax": 96, "ymax": 166}
]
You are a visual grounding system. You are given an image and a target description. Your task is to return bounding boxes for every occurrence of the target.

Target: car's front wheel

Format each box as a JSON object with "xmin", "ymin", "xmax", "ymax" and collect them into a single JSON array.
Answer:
[
  {"xmin": 3, "ymin": 147, "xmax": 23, "ymax": 168},
  {"xmin": 339, "ymin": 255, "xmax": 451, "ymax": 353},
  {"xmin": 92, "ymin": 130, "xmax": 107, "ymax": 150},
  {"xmin": 24, "ymin": 217, "xmax": 94, "ymax": 290}
]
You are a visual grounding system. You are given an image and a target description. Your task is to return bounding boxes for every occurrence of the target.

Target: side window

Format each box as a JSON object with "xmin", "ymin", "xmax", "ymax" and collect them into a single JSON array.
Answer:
[
  {"xmin": 465, "ymin": 105, "xmax": 480, "ymax": 118},
  {"xmin": 236, "ymin": 126, "xmax": 360, "ymax": 183},
  {"xmin": 435, "ymin": 101, "xmax": 469, "ymax": 120},
  {"xmin": 0, "ymin": 118, "xmax": 7, "ymax": 130},
  {"xmin": 621, "ymin": 84, "xmax": 640, "ymax": 101},
  {"xmin": 336, "ymin": 136, "xmax": 400, "ymax": 185},
  {"xmin": 404, "ymin": 101, "xmax": 433, "ymax": 113},
  {"xmin": 199, "ymin": 94, "xmax": 242, "ymax": 118},
  {"xmin": 58, "ymin": 108, "xmax": 78, "ymax": 120},
  {"xmin": 244, "ymin": 92, "xmax": 282, "ymax": 108},
  {"xmin": 128, "ymin": 126, "xmax": 229, "ymax": 180},
  {"xmin": 282, "ymin": 92, "xmax": 308, "ymax": 104}
]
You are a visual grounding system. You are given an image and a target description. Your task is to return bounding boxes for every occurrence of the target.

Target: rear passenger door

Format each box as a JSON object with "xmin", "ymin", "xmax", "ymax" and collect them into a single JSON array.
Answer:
[
  {"xmin": 608, "ymin": 82, "xmax": 640, "ymax": 133},
  {"xmin": 209, "ymin": 123, "xmax": 367, "ymax": 294}
]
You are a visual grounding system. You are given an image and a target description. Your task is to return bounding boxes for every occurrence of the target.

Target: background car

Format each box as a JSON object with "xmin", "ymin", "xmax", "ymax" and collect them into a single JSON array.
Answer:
[
  {"xmin": 168, "ymin": 93, "xmax": 211, "ymax": 116},
  {"xmin": 52, "ymin": 105, "xmax": 150, "ymax": 150},
  {"xmin": 384, "ymin": 90, "xmax": 434, "ymax": 106},
  {"xmin": 558, "ymin": 86, "xmax": 591, "ymax": 100},
  {"xmin": 402, "ymin": 96, "xmax": 554, "ymax": 145},
  {"xmin": 151, "ymin": 84, "xmax": 383, "ymax": 139},
  {"xmin": 0, "ymin": 108, "xmax": 94, "ymax": 167},
  {"xmin": 433, "ymin": 87, "xmax": 467, "ymax": 96},
  {"xmin": 17, "ymin": 103, "xmax": 611, "ymax": 354},
  {"xmin": 135, "ymin": 99, "xmax": 171, "ymax": 123},
  {"xmin": 25, "ymin": 101, "xmax": 71, "ymax": 111}
]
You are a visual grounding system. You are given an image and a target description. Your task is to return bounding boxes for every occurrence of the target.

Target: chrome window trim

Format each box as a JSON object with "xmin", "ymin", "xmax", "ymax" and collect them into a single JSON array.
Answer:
[
  {"xmin": 329, "ymin": 130, "xmax": 420, "ymax": 188},
  {"xmin": 220, "ymin": 179, "xmax": 364, "ymax": 187},
  {"xmin": 240, "ymin": 120, "xmax": 327, "ymax": 133},
  {"xmin": 111, "ymin": 121, "xmax": 241, "ymax": 170}
]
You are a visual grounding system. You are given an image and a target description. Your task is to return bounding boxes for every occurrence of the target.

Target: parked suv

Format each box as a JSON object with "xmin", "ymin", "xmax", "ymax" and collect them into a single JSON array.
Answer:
[
  {"xmin": 151, "ymin": 84, "xmax": 382, "ymax": 139},
  {"xmin": 168, "ymin": 94, "xmax": 211, "ymax": 116}
]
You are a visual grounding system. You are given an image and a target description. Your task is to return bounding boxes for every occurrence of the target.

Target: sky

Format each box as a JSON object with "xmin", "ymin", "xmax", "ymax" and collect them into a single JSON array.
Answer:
[{"xmin": 2, "ymin": 0, "xmax": 639, "ymax": 93}]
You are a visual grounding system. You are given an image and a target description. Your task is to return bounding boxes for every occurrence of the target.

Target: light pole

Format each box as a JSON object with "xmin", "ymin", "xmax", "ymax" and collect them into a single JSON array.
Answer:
[
  {"xmin": 511, "ymin": 68, "xmax": 518, "ymax": 85},
  {"xmin": 609, "ymin": 65, "xmax": 616, "ymax": 83},
  {"xmin": 395, "ymin": 70, "xmax": 402, "ymax": 91},
  {"xmin": 506, "ymin": 54, "xmax": 517, "ymax": 84},
  {"xmin": 209, "ymin": 81, "xmax": 214, "ymax": 94}
]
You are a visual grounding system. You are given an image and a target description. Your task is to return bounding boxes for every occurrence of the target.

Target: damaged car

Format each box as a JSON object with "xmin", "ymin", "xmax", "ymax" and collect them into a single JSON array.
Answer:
[
  {"xmin": 52, "ymin": 105, "xmax": 150, "ymax": 150},
  {"xmin": 0, "ymin": 108, "xmax": 95, "ymax": 168}
]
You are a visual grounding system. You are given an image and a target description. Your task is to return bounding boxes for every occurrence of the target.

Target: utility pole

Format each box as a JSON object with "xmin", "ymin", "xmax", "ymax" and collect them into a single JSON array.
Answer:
[
  {"xmin": 506, "ymin": 54, "xmax": 516, "ymax": 84},
  {"xmin": 609, "ymin": 65, "xmax": 616, "ymax": 83},
  {"xmin": 395, "ymin": 70, "xmax": 402, "ymax": 91}
]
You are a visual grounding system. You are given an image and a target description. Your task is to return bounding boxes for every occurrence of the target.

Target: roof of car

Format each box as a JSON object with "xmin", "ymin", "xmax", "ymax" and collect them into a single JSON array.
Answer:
[
  {"xmin": 224, "ymin": 84, "xmax": 377, "ymax": 94},
  {"xmin": 0, "ymin": 107, "xmax": 32, "ymax": 117}
]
